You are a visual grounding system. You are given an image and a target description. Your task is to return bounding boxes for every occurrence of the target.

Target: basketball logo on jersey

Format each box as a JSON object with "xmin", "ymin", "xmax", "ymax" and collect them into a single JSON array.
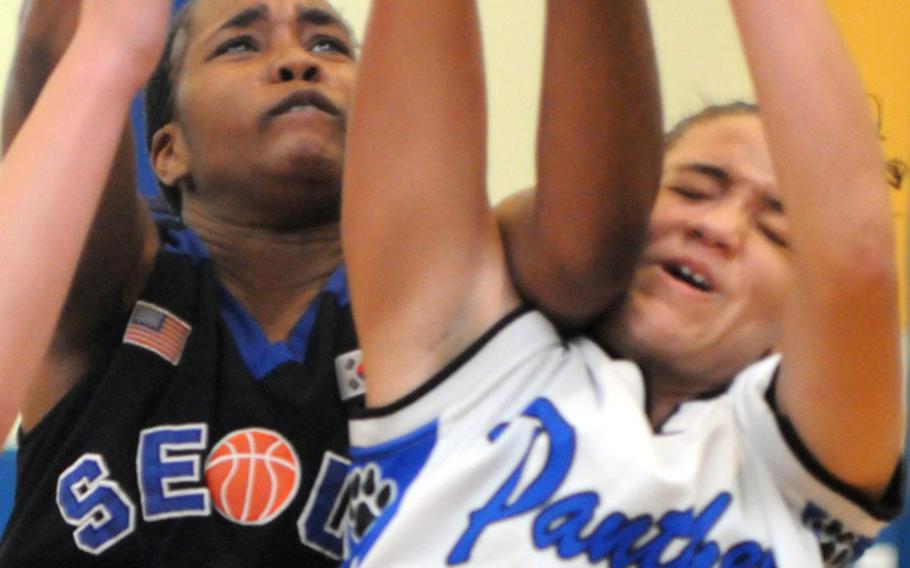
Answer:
[
  {"xmin": 346, "ymin": 463, "xmax": 397, "ymax": 542},
  {"xmin": 205, "ymin": 428, "xmax": 302, "ymax": 525},
  {"xmin": 335, "ymin": 349, "xmax": 366, "ymax": 401}
]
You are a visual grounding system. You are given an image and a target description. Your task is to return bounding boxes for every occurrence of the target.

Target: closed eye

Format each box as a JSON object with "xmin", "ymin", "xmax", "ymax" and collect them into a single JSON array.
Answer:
[
  {"xmin": 759, "ymin": 224, "xmax": 789, "ymax": 248},
  {"xmin": 670, "ymin": 186, "xmax": 710, "ymax": 201}
]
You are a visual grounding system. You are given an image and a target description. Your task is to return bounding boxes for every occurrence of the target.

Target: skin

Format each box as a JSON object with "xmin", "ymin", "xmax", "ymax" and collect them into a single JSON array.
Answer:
[
  {"xmin": 602, "ymin": 114, "xmax": 793, "ymax": 422},
  {"xmin": 155, "ymin": 0, "xmax": 357, "ymax": 230},
  {"xmin": 598, "ymin": 0, "xmax": 904, "ymax": 501},
  {"xmin": 348, "ymin": 0, "xmax": 902, "ymax": 508},
  {"xmin": 151, "ymin": 0, "xmax": 359, "ymax": 342},
  {"xmin": 344, "ymin": 0, "xmax": 662, "ymax": 405},
  {"xmin": 0, "ymin": 0, "xmax": 170, "ymax": 450},
  {"xmin": 3, "ymin": 0, "xmax": 359, "ymax": 431},
  {"xmin": 3, "ymin": 0, "xmax": 660, "ymax": 436}
]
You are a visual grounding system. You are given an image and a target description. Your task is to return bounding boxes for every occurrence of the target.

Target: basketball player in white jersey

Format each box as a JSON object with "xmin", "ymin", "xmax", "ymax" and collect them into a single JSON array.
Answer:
[{"xmin": 340, "ymin": 0, "xmax": 904, "ymax": 566}]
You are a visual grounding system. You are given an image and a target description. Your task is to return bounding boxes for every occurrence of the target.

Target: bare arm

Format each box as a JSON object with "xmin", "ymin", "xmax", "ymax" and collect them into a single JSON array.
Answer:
[
  {"xmin": 498, "ymin": 0, "xmax": 662, "ymax": 329},
  {"xmin": 343, "ymin": 1, "xmax": 518, "ymax": 407},
  {"xmin": 731, "ymin": 0, "xmax": 904, "ymax": 497},
  {"xmin": 1, "ymin": 0, "xmax": 161, "ymax": 431}
]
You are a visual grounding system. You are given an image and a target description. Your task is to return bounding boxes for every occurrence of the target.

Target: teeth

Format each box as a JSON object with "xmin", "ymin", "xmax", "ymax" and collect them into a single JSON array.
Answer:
[{"xmin": 668, "ymin": 263, "xmax": 711, "ymax": 291}]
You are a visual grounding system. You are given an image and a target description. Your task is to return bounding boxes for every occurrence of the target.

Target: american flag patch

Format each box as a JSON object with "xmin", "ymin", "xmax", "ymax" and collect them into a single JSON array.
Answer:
[{"xmin": 123, "ymin": 301, "xmax": 192, "ymax": 366}]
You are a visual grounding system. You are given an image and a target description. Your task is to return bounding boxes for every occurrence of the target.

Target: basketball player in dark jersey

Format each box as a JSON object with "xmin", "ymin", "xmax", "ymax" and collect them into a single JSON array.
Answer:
[{"xmin": 0, "ymin": 0, "xmax": 662, "ymax": 565}]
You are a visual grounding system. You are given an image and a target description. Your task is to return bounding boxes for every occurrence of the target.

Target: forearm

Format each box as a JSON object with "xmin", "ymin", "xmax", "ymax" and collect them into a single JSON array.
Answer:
[
  {"xmin": 4, "ymin": 0, "xmax": 155, "ymax": 350},
  {"xmin": 731, "ymin": 0, "xmax": 892, "ymax": 275},
  {"xmin": 507, "ymin": 0, "xmax": 662, "ymax": 328},
  {"xmin": 344, "ymin": 1, "xmax": 514, "ymax": 406},
  {"xmin": 731, "ymin": 0, "xmax": 903, "ymax": 496},
  {"xmin": 0, "ymin": 27, "xmax": 153, "ymax": 437}
]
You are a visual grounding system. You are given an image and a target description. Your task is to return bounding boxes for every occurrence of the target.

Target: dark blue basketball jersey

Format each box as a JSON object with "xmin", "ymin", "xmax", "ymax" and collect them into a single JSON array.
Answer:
[{"xmin": 0, "ymin": 222, "xmax": 360, "ymax": 567}]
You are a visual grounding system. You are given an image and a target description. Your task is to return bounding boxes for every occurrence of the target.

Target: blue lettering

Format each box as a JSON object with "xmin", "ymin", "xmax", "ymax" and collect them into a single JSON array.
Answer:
[
  {"xmin": 298, "ymin": 451, "xmax": 352, "ymax": 560},
  {"xmin": 446, "ymin": 397, "xmax": 777, "ymax": 566},
  {"xmin": 56, "ymin": 454, "xmax": 136, "ymax": 555},
  {"xmin": 662, "ymin": 494, "xmax": 731, "ymax": 567},
  {"xmin": 138, "ymin": 424, "xmax": 210, "ymax": 520},
  {"xmin": 587, "ymin": 511, "xmax": 645, "ymax": 562},
  {"xmin": 721, "ymin": 541, "xmax": 768, "ymax": 567},
  {"xmin": 534, "ymin": 492, "xmax": 597, "ymax": 558},
  {"xmin": 589, "ymin": 513, "xmax": 652, "ymax": 567},
  {"xmin": 448, "ymin": 398, "xmax": 575, "ymax": 564}
]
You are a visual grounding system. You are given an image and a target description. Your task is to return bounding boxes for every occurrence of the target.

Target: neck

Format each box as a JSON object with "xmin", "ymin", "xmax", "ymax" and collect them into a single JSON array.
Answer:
[
  {"xmin": 183, "ymin": 205, "xmax": 342, "ymax": 342},
  {"xmin": 640, "ymin": 363, "xmax": 730, "ymax": 428}
]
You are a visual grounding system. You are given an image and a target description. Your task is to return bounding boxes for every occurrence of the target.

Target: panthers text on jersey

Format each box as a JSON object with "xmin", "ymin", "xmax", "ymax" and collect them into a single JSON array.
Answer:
[{"xmin": 344, "ymin": 308, "xmax": 902, "ymax": 567}]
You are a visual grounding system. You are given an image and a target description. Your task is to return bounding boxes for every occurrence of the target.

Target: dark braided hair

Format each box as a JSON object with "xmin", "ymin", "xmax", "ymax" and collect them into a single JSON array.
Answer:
[{"xmin": 144, "ymin": 2, "xmax": 195, "ymax": 212}]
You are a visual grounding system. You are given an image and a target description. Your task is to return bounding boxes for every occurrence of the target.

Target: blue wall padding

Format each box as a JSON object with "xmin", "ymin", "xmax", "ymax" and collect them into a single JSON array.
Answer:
[{"xmin": 0, "ymin": 449, "xmax": 16, "ymax": 538}]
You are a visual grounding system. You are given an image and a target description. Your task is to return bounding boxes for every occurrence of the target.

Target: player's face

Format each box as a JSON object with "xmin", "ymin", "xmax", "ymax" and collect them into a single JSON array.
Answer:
[
  {"xmin": 168, "ymin": 0, "xmax": 357, "ymax": 223},
  {"xmin": 602, "ymin": 115, "xmax": 793, "ymax": 384}
]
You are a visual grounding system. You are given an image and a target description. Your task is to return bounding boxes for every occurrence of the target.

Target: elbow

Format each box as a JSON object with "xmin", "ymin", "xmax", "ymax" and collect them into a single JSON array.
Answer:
[
  {"xmin": 810, "ymin": 225, "xmax": 897, "ymax": 300},
  {"xmin": 509, "ymin": 236, "xmax": 644, "ymax": 330}
]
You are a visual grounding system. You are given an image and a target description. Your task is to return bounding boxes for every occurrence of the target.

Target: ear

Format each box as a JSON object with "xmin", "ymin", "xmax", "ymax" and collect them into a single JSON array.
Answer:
[{"xmin": 151, "ymin": 123, "xmax": 191, "ymax": 187}]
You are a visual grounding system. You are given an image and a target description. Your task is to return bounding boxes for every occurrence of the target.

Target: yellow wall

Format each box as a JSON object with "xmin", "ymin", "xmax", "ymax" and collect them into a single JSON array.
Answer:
[{"xmin": 828, "ymin": 0, "xmax": 909, "ymax": 334}]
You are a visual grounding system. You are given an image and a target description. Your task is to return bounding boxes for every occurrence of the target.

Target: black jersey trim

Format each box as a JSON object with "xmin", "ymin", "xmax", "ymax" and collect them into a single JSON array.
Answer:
[
  {"xmin": 650, "ymin": 378, "xmax": 728, "ymax": 435},
  {"xmin": 766, "ymin": 370, "xmax": 905, "ymax": 522},
  {"xmin": 352, "ymin": 305, "xmax": 533, "ymax": 419}
]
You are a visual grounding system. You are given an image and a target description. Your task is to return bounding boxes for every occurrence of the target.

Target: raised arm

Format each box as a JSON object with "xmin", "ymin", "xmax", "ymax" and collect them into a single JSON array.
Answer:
[
  {"xmin": 498, "ymin": 0, "xmax": 662, "ymax": 328},
  {"xmin": 2, "ymin": 0, "xmax": 160, "ymax": 430},
  {"xmin": 730, "ymin": 0, "xmax": 904, "ymax": 497},
  {"xmin": 343, "ymin": 1, "xmax": 518, "ymax": 407},
  {"xmin": 0, "ymin": 1, "xmax": 168, "ymax": 435}
]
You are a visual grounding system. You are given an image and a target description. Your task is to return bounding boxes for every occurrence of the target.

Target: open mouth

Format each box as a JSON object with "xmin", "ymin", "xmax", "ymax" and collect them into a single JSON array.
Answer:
[{"xmin": 663, "ymin": 262, "xmax": 713, "ymax": 292}]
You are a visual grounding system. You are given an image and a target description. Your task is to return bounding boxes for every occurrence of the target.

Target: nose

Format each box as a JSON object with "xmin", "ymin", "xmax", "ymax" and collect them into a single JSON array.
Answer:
[
  {"xmin": 686, "ymin": 199, "xmax": 750, "ymax": 256},
  {"xmin": 268, "ymin": 46, "xmax": 321, "ymax": 83}
]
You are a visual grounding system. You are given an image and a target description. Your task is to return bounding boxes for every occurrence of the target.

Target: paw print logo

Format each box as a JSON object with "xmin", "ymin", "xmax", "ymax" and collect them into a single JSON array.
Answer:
[
  {"xmin": 802, "ymin": 503, "xmax": 873, "ymax": 567},
  {"xmin": 347, "ymin": 463, "xmax": 397, "ymax": 542}
]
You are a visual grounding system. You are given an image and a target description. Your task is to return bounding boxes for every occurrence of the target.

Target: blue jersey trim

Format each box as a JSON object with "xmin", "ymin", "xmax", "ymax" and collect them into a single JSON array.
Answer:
[
  {"xmin": 162, "ymin": 226, "xmax": 350, "ymax": 380},
  {"xmin": 345, "ymin": 421, "xmax": 439, "ymax": 566},
  {"xmin": 162, "ymin": 226, "xmax": 210, "ymax": 264}
]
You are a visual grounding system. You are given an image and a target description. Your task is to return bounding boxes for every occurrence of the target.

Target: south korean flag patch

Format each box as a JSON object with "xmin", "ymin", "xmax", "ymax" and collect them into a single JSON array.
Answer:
[{"xmin": 335, "ymin": 349, "xmax": 365, "ymax": 402}]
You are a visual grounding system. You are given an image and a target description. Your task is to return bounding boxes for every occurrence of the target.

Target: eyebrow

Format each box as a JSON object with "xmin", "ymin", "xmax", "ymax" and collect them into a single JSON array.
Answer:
[
  {"xmin": 679, "ymin": 162, "xmax": 784, "ymax": 213},
  {"xmin": 677, "ymin": 162, "xmax": 732, "ymax": 185},
  {"xmin": 216, "ymin": 4, "xmax": 349, "ymax": 35},
  {"xmin": 217, "ymin": 4, "xmax": 269, "ymax": 33}
]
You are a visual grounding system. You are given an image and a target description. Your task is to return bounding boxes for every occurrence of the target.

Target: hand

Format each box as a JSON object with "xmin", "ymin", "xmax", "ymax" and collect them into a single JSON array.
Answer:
[{"xmin": 72, "ymin": 0, "xmax": 172, "ymax": 88}]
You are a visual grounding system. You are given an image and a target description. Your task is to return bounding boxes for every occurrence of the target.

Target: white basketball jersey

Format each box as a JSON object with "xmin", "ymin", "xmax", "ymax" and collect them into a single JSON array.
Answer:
[{"xmin": 343, "ymin": 310, "xmax": 898, "ymax": 567}]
